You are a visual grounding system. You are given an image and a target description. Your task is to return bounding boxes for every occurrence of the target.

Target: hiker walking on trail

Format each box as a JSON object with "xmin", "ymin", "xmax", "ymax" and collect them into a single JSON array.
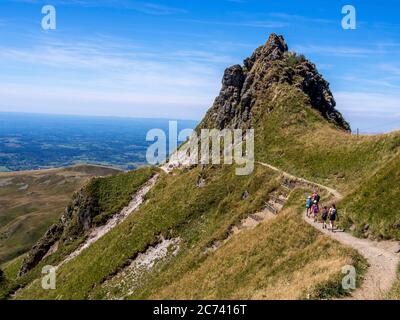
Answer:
[
  {"xmin": 328, "ymin": 204, "xmax": 338, "ymax": 232},
  {"xmin": 306, "ymin": 196, "xmax": 312, "ymax": 217},
  {"xmin": 311, "ymin": 200, "xmax": 319, "ymax": 222},
  {"xmin": 321, "ymin": 206, "xmax": 328, "ymax": 229},
  {"xmin": 313, "ymin": 191, "xmax": 320, "ymax": 204}
]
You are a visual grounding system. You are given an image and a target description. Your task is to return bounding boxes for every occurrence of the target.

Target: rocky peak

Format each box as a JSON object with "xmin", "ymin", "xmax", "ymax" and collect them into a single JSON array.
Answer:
[
  {"xmin": 244, "ymin": 33, "xmax": 288, "ymax": 72},
  {"xmin": 222, "ymin": 64, "xmax": 244, "ymax": 89},
  {"xmin": 200, "ymin": 33, "xmax": 350, "ymax": 131}
]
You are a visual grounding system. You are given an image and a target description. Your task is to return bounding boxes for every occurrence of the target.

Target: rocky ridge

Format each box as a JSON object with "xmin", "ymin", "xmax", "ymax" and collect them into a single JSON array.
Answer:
[{"xmin": 199, "ymin": 33, "xmax": 350, "ymax": 131}]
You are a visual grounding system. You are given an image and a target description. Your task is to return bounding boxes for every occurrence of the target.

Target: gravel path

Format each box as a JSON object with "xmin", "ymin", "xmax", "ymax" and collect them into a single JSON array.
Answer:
[{"xmin": 258, "ymin": 161, "xmax": 399, "ymax": 300}]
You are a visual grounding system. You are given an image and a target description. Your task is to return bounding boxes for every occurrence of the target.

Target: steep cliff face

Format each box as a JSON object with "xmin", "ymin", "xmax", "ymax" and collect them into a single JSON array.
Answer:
[
  {"xmin": 199, "ymin": 33, "xmax": 350, "ymax": 131},
  {"xmin": 18, "ymin": 167, "xmax": 157, "ymax": 275},
  {"xmin": 18, "ymin": 187, "xmax": 96, "ymax": 275}
]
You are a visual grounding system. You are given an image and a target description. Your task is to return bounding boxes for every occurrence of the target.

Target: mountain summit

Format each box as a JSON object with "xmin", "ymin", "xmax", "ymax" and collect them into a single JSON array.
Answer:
[{"xmin": 200, "ymin": 33, "xmax": 350, "ymax": 131}]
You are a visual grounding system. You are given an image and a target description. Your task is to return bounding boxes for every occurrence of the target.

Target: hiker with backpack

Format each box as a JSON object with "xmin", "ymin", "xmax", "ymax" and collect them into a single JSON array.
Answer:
[
  {"xmin": 311, "ymin": 200, "xmax": 319, "ymax": 222},
  {"xmin": 305, "ymin": 196, "xmax": 313, "ymax": 217},
  {"xmin": 321, "ymin": 206, "xmax": 328, "ymax": 229},
  {"xmin": 313, "ymin": 192, "xmax": 320, "ymax": 204},
  {"xmin": 328, "ymin": 204, "xmax": 338, "ymax": 231}
]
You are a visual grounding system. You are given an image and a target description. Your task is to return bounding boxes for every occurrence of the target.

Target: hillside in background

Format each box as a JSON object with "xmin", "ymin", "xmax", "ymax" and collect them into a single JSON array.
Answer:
[
  {"xmin": 0, "ymin": 113, "xmax": 197, "ymax": 172},
  {"xmin": 0, "ymin": 165, "xmax": 120, "ymax": 265},
  {"xmin": 1, "ymin": 34, "xmax": 400, "ymax": 300}
]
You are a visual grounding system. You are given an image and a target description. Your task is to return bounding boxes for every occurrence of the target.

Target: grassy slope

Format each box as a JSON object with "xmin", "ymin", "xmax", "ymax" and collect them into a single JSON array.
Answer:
[
  {"xmin": 253, "ymin": 84, "xmax": 400, "ymax": 299},
  {"xmin": 250, "ymin": 84, "xmax": 400, "ymax": 238},
  {"xmin": 339, "ymin": 153, "xmax": 400, "ymax": 240},
  {"xmin": 132, "ymin": 189, "xmax": 366, "ymax": 300},
  {"xmin": 139, "ymin": 205, "xmax": 365, "ymax": 300},
  {"xmin": 0, "ymin": 166, "xmax": 156, "ymax": 299},
  {"xmin": 0, "ymin": 165, "xmax": 120, "ymax": 264},
  {"xmin": 14, "ymin": 163, "xmax": 366, "ymax": 300},
  {"xmin": 7, "ymin": 83, "xmax": 400, "ymax": 300},
  {"xmin": 254, "ymin": 84, "xmax": 400, "ymax": 192}
]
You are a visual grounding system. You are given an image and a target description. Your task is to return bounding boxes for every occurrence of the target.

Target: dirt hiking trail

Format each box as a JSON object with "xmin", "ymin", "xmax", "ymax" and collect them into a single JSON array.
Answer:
[{"xmin": 258, "ymin": 161, "xmax": 399, "ymax": 300}]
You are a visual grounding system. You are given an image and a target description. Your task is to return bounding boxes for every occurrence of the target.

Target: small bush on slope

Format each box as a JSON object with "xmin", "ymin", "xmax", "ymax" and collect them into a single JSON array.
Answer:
[{"xmin": 0, "ymin": 255, "xmax": 25, "ymax": 297}]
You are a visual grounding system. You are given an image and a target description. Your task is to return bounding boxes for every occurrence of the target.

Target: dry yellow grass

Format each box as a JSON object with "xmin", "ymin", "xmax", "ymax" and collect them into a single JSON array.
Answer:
[{"xmin": 149, "ymin": 209, "xmax": 363, "ymax": 300}]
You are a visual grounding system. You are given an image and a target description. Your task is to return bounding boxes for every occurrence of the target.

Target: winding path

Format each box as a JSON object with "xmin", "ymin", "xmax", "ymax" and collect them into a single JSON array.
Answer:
[
  {"xmin": 258, "ymin": 161, "xmax": 399, "ymax": 300},
  {"xmin": 56, "ymin": 174, "xmax": 160, "ymax": 270}
]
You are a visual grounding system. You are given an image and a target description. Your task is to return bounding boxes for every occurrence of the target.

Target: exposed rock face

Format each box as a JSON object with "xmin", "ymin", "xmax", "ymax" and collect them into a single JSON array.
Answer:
[
  {"xmin": 200, "ymin": 33, "xmax": 350, "ymax": 131},
  {"xmin": 68, "ymin": 190, "xmax": 97, "ymax": 231},
  {"xmin": 19, "ymin": 188, "xmax": 96, "ymax": 276},
  {"xmin": 18, "ymin": 223, "xmax": 63, "ymax": 276}
]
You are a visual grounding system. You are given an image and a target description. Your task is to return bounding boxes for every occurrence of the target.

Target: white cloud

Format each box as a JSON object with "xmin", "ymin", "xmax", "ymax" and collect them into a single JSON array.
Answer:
[
  {"xmin": 293, "ymin": 44, "xmax": 379, "ymax": 57},
  {"xmin": 335, "ymin": 91, "xmax": 400, "ymax": 115},
  {"xmin": 0, "ymin": 35, "xmax": 232, "ymax": 119},
  {"xmin": 183, "ymin": 18, "xmax": 289, "ymax": 29},
  {"xmin": 7, "ymin": 0, "xmax": 188, "ymax": 15},
  {"xmin": 334, "ymin": 91, "xmax": 400, "ymax": 132},
  {"xmin": 0, "ymin": 83, "xmax": 211, "ymax": 119},
  {"xmin": 269, "ymin": 12, "xmax": 335, "ymax": 25},
  {"xmin": 379, "ymin": 63, "xmax": 400, "ymax": 77}
]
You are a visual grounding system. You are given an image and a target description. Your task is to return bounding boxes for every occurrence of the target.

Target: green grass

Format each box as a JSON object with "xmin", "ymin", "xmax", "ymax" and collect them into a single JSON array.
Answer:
[
  {"xmin": 5, "ymin": 77, "xmax": 400, "ymax": 300},
  {"xmin": 0, "ymin": 254, "xmax": 25, "ymax": 297},
  {"xmin": 0, "ymin": 167, "xmax": 157, "ymax": 299},
  {"xmin": 84, "ymin": 167, "xmax": 159, "ymax": 226},
  {"xmin": 250, "ymin": 83, "xmax": 400, "ymax": 241},
  {"xmin": 12, "ymin": 163, "xmax": 366, "ymax": 300},
  {"xmin": 339, "ymin": 153, "xmax": 400, "ymax": 240},
  {"xmin": 253, "ymin": 84, "xmax": 400, "ymax": 191},
  {"xmin": 144, "ymin": 209, "xmax": 366, "ymax": 300},
  {"xmin": 0, "ymin": 165, "xmax": 119, "ymax": 265},
  {"xmin": 14, "ymin": 165, "xmax": 280, "ymax": 299}
]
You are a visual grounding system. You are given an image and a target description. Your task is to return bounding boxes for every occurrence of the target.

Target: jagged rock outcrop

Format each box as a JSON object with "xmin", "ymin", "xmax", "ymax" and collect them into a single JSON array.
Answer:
[
  {"xmin": 18, "ymin": 187, "xmax": 97, "ymax": 276},
  {"xmin": 18, "ymin": 223, "xmax": 63, "ymax": 275},
  {"xmin": 200, "ymin": 33, "xmax": 350, "ymax": 131}
]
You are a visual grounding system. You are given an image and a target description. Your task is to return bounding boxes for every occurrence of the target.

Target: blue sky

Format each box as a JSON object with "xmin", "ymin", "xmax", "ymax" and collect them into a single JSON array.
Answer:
[{"xmin": 0, "ymin": 0, "xmax": 399, "ymax": 132}]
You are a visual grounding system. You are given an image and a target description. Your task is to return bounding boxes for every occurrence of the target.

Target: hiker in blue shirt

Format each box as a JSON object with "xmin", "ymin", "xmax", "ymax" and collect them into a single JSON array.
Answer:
[{"xmin": 305, "ymin": 196, "xmax": 312, "ymax": 217}]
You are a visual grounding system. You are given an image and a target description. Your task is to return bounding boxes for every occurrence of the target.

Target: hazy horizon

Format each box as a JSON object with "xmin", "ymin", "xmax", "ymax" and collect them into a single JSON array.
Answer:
[
  {"xmin": 0, "ymin": 110, "xmax": 201, "ymax": 123},
  {"xmin": 0, "ymin": 112, "xmax": 198, "ymax": 172}
]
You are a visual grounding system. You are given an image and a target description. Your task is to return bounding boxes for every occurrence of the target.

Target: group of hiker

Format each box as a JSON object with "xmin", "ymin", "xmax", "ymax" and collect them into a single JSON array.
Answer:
[{"xmin": 305, "ymin": 191, "xmax": 338, "ymax": 231}]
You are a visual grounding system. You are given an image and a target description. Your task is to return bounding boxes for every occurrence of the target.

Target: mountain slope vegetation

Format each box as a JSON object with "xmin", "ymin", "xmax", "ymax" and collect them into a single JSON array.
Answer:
[
  {"xmin": 2, "ymin": 33, "xmax": 400, "ymax": 300},
  {"xmin": 0, "ymin": 165, "xmax": 120, "ymax": 265}
]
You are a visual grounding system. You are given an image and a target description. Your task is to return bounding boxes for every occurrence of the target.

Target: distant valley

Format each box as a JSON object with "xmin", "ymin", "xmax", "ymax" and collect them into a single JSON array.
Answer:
[
  {"xmin": 0, "ymin": 112, "xmax": 197, "ymax": 172},
  {"xmin": 0, "ymin": 165, "xmax": 120, "ymax": 264}
]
